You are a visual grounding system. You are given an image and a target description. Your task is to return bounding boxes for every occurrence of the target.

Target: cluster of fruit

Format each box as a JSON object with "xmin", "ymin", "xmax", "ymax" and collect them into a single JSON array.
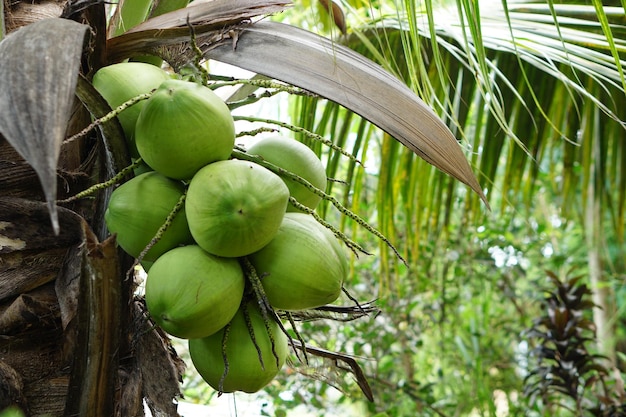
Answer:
[{"xmin": 93, "ymin": 62, "xmax": 350, "ymax": 393}]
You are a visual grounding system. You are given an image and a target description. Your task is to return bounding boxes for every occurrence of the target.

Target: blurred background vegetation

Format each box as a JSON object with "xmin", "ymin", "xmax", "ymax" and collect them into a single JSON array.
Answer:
[{"xmin": 182, "ymin": 0, "xmax": 626, "ymax": 415}]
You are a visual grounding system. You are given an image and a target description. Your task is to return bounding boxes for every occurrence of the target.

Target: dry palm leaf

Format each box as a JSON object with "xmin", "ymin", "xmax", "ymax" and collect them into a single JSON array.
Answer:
[
  {"xmin": 290, "ymin": 339, "xmax": 374, "ymax": 402},
  {"xmin": 0, "ymin": 18, "xmax": 89, "ymax": 234},
  {"xmin": 107, "ymin": 0, "xmax": 291, "ymax": 62}
]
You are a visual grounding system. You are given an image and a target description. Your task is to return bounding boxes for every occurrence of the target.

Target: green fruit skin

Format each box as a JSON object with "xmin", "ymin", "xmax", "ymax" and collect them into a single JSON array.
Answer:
[
  {"xmin": 186, "ymin": 159, "xmax": 289, "ymax": 257},
  {"xmin": 247, "ymin": 136, "xmax": 327, "ymax": 211},
  {"xmin": 249, "ymin": 213, "xmax": 348, "ymax": 311},
  {"xmin": 92, "ymin": 62, "xmax": 171, "ymax": 157},
  {"xmin": 145, "ymin": 245, "xmax": 245, "ymax": 339},
  {"xmin": 189, "ymin": 301, "xmax": 288, "ymax": 393},
  {"xmin": 135, "ymin": 79, "xmax": 235, "ymax": 180},
  {"xmin": 104, "ymin": 171, "xmax": 192, "ymax": 262}
]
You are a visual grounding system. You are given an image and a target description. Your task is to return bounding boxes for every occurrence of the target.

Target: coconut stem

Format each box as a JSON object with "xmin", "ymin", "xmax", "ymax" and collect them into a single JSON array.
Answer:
[
  {"xmin": 250, "ymin": 301, "xmax": 283, "ymax": 369},
  {"xmin": 233, "ymin": 115, "xmax": 363, "ymax": 167},
  {"xmin": 57, "ymin": 158, "xmax": 144, "ymax": 203},
  {"xmin": 211, "ymin": 78, "xmax": 311, "ymax": 97},
  {"xmin": 285, "ymin": 312, "xmax": 309, "ymax": 365},
  {"xmin": 342, "ymin": 286, "xmax": 367, "ymax": 316},
  {"xmin": 240, "ymin": 257, "xmax": 305, "ymax": 364},
  {"xmin": 241, "ymin": 303, "xmax": 266, "ymax": 370},
  {"xmin": 135, "ymin": 191, "xmax": 186, "ymax": 266},
  {"xmin": 236, "ymin": 127, "xmax": 278, "ymax": 138},
  {"xmin": 288, "ymin": 197, "xmax": 366, "ymax": 256},
  {"xmin": 218, "ymin": 321, "xmax": 231, "ymax": 395},
  {"xmin": 186, "ymin": 18, "xmax": 210, "ymax": 86},
  {"xmin": 64, "ymin": 92, "xmax": 153, "ymax": 145},
  {"xmin": 232, "ymin": 149, "xmax": 407, "ymax": 265},
  {"xmin": 227, "ymin": 90, "xmax": 275, "ymax": 110},
  {"xmin": 240, "ymin": 257, "xmax": 271, "ymax": 318}
]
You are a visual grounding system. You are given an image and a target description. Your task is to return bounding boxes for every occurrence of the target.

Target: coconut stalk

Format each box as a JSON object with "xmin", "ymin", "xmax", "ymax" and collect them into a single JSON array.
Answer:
[{"xmin": 64, "ymin": 222, "xmax": 122, "ymax": 417}]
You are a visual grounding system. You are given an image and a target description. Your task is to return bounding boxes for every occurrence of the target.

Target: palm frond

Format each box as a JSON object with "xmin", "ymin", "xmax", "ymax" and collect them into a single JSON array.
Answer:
[{"xmin": 282, "ymin": 0, "xmax": 625, "ymax": 274}]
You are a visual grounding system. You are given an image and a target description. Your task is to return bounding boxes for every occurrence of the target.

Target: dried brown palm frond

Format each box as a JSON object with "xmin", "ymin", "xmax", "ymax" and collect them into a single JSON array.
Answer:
[
  {"xmin": 107, "ymin": 0, "xmax": 291, "ymax": 63},
  {"xmin": 282, "ymin": 301, "xmax": 380, "ymax": 322},
  {"xmin": 289, "ymin": 338, "xmax": 375, "ymax": 402}
]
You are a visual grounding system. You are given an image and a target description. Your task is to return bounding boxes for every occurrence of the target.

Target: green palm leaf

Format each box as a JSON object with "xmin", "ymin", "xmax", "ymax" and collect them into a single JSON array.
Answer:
[{"xmin": 276, "ymin": 1, "xmax": 625, "ymax": 305}]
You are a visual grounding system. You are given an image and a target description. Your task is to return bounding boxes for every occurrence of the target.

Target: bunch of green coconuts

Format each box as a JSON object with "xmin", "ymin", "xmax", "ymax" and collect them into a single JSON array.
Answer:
[{"xmin": 93, "ymin": 62, "xmax": 349, "ymax": 394}]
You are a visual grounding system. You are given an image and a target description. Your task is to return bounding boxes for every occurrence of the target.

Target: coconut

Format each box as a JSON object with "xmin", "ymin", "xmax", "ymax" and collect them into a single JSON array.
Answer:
[
  {"xmin": 104, "ymin": 171, "xmax": 193, "ymax": 262},
  {"xmin": 145, "ymin": 245, "xmax": 245, "ymax": 339},
  {"xmin": 249, "ymin": 212, "xmax": 348, "ymax": 311},
  {"xmin": 92, "ymin": 62, "xmax": 171, "ymax": 157},
  {"xmin": 135, "ymin": 79, "xmax": 235, "ymax": 180},
  {"xmin": 247, "ymin": 136, "xmax": 327, "ymax": 211},
  {"xmin": 189, "ymin": 301, "xmax": 288, "ymax": 393},
  {"xmin": 185, "ymin": 159, "xmax": 289, "ymax": 257}
]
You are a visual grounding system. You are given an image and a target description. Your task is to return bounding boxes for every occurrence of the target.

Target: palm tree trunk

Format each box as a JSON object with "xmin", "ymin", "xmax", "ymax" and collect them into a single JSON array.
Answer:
[
  {"xmin": 0, "ymin": 134, "xmax": 84, "ymax": 414},
  {"xmin": 583, "ymin": 116, "xmax": 617, "ymax": 367},
  {"xmin": 0, "ymin": 115, "xmax": 185, "ymax": 417},
  {"xmin": 584, "ymin": 136, "xmax": 617, "ymax": 365}
]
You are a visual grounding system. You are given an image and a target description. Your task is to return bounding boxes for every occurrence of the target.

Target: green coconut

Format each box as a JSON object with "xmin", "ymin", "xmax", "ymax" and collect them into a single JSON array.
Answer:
[
  {"xmin": 189, "ymin": 301, "xmax": 288, "ymax": 393},
  {"xmin": 92, "ymin": 62, "xmax": 171, "ymax": 157},
  {"xmin": 104, "ymin": 171, "xmax": 193, "ymax": 262},
  {"xmin": 145, "ymin": 245, "xmax": 245, "ymax": 339},
  {"xmin": 247, "ymin": 136, "xmax": 327, "ymax": 211},
  {"xmin": 249, "ymin": 212, "xmax": 348, "ymax": 311},
  {"xmin": 135, "ymin": 79, "xmax": 235, "ymax": 180},
  {"xmin": 185, "ymin": 159, "xmax": 289, "ymax": 257}
]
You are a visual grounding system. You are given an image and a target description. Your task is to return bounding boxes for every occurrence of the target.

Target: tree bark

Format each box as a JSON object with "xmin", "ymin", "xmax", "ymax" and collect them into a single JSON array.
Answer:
[
  {"xmin": 1, "ymin": 118, "xmax": 185, "ymax": 417},
  {"xmin": 585, "ymin": 159, "xmax": 617, "ymax": 364},
  {"xmin": 0, "ymin": 133, "xmax": 85, "ymax": 415}
]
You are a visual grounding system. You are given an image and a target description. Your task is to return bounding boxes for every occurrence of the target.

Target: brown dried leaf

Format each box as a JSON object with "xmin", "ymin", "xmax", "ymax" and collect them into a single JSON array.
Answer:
[
  {"xmin": 318, "ymin": 0, "xmax": 347, "ymax": 35},
  {"xmin": 290, "ymin": 339, "xmax": 374, "ymax": 402},
  {"xmin": 107, "ymin": 0, "xmax": 291, "ymax": 62},
  {"xmin": 0, "ymin": 197, "xmax": 83, "ymax": 254},
  {"xmin": 135, "ymin": 299, "xmax": 184, "ymax": 417},
  {"xmin": 117, "ymin": 368, "xmax": 144, "ymax": 417},
  {"xmin": 0, "ymin": 197, "xmax": 83, "ymax": 302},
  {"xmin": 0, "ymin": 18, "xmax": 89, "ymax": 234},
  {"xmin": 54, "ymin": 246, "xmax": 82, "ymax": 330},
  {"xmin": 64, "ymin": 222, "xmax": 122, "ymax": 417},
  {"xmin": 0, "ymin": 283, "xmax": 59, "ymax": 335}
]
